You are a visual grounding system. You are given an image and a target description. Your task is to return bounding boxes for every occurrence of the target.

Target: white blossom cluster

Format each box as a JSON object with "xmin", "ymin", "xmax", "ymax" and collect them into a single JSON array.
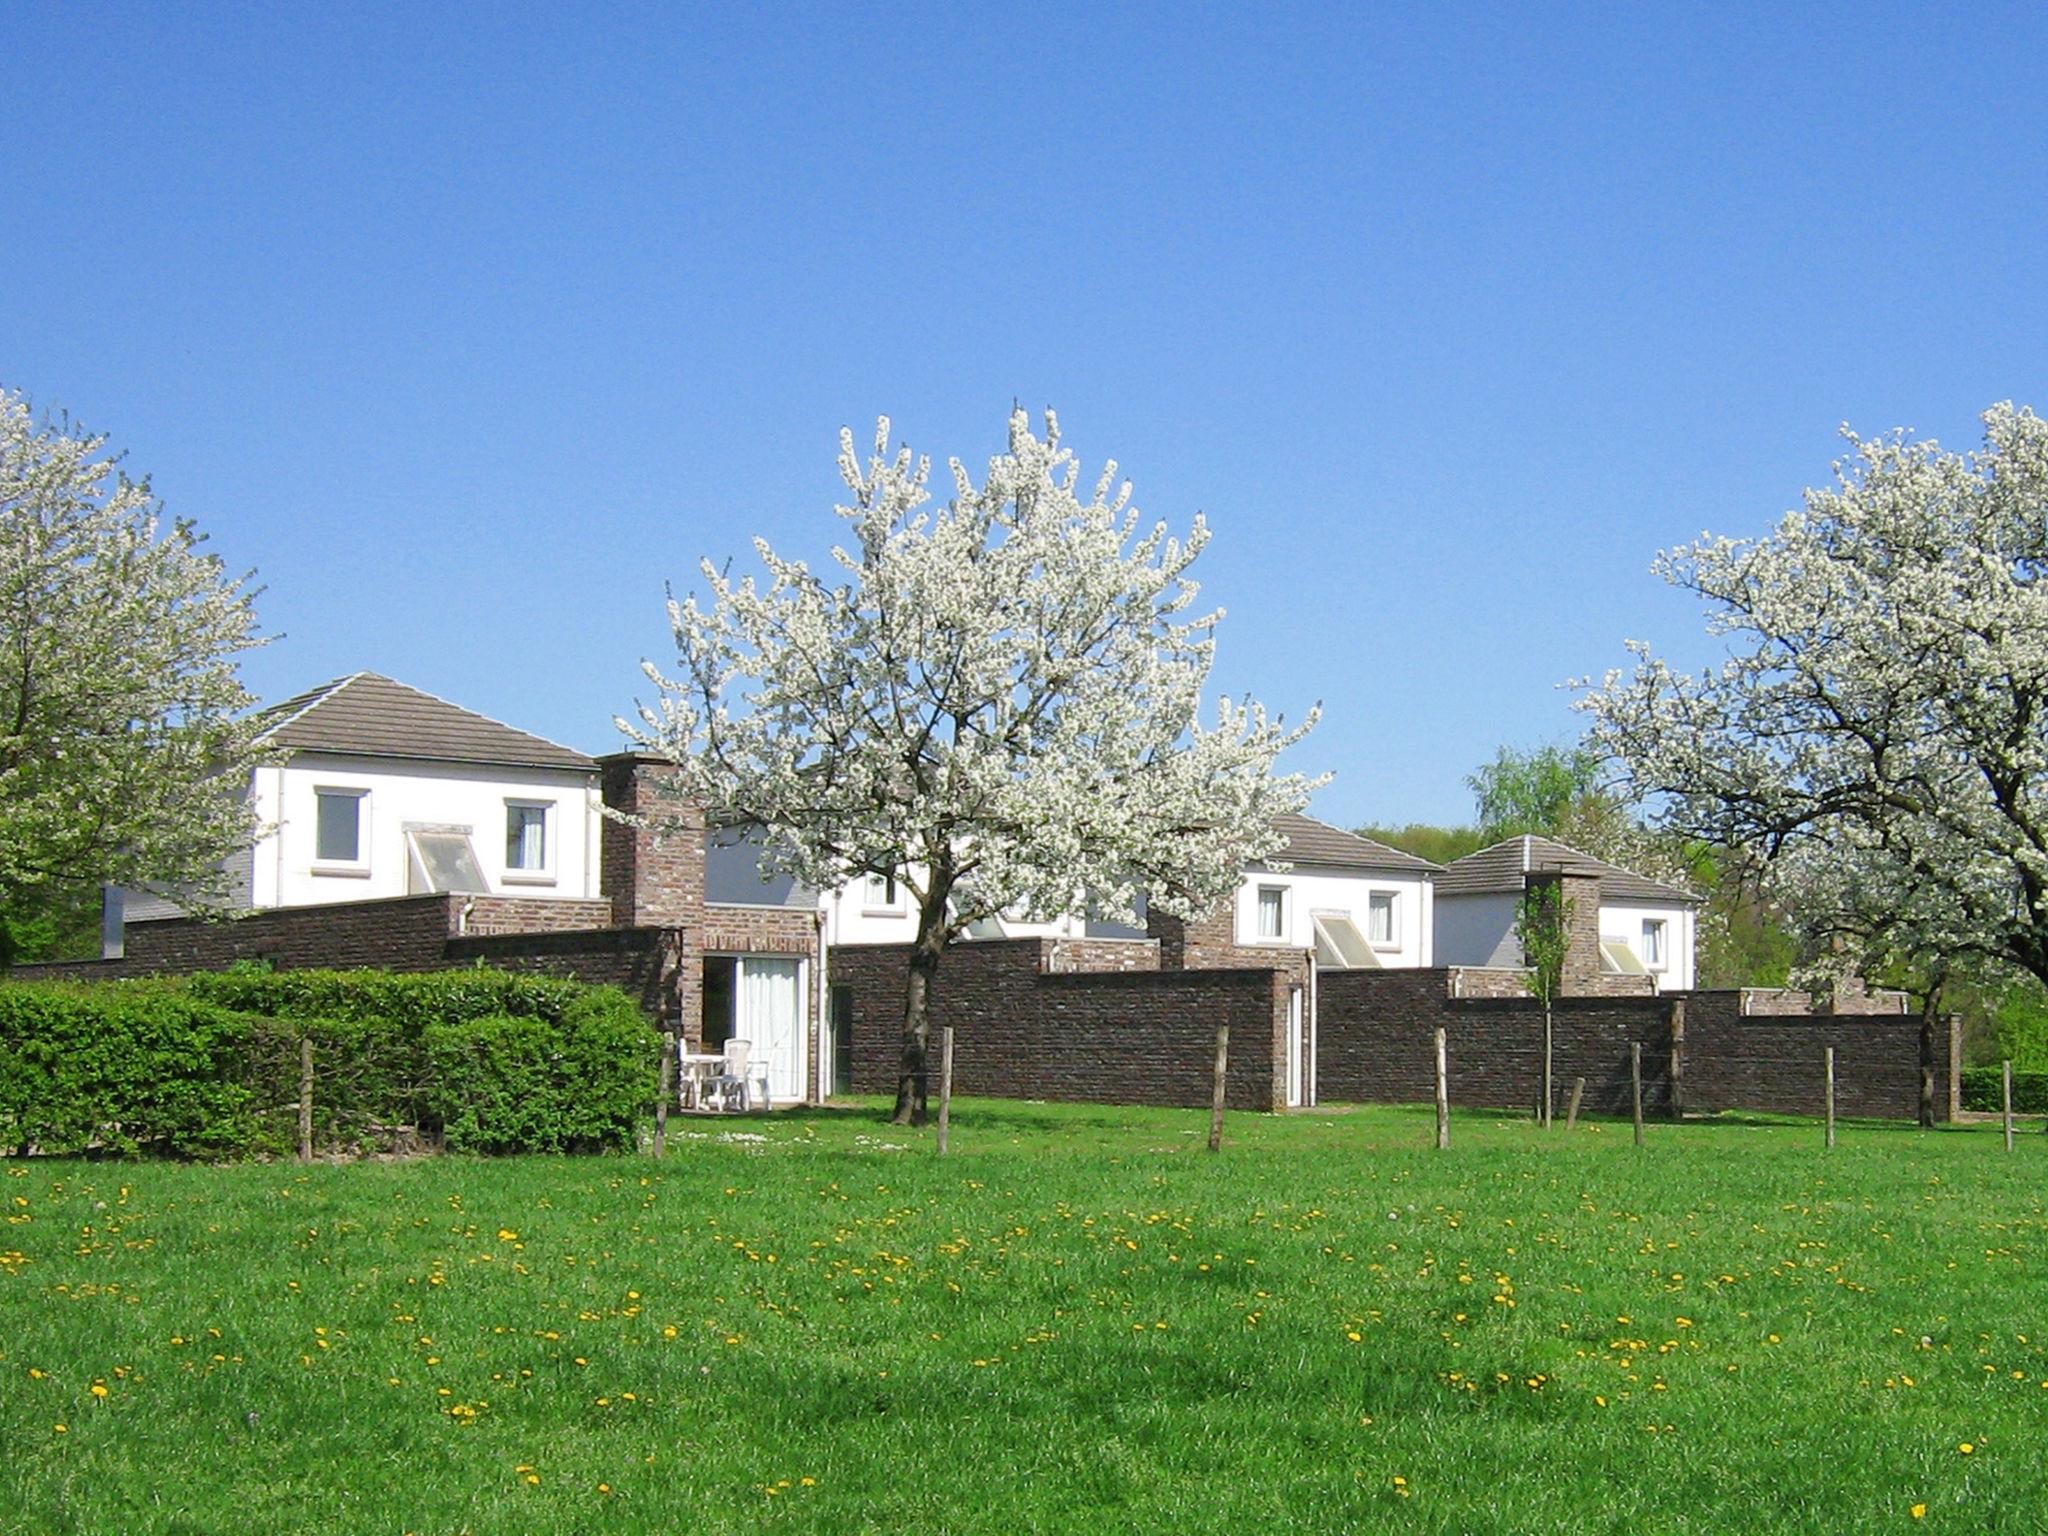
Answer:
[
  {"xmin": 1580, "ymin": 402, "xmax": 2048, "ymax": 988},
  {"xmin": 0, "ymin": 389, "xmax": 268, "ymax": 901},
  {"xmin": 624, "ymin": 409, "xmax": 1321, "ymax": 943}
]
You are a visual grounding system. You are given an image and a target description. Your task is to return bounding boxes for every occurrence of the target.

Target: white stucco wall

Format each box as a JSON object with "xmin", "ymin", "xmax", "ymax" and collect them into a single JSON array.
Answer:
[
  {"xmin": 1599, "ymin": 901, "xmax": 1696, "ymax": 991},
  {"xmin": 1232, "ymin": 868, "xmax": 1433, "ymax": 967},
  {"xmin": 1432, "ymin": 892, "xmax": 1524, "ymax": 968},
  {"xmin": 1433, "ymin": 891, "xmax": 1697, "ymax": 990},
  {"xmin": 249, "ymin": 753, "xmax": 601, "ymax": 907}
]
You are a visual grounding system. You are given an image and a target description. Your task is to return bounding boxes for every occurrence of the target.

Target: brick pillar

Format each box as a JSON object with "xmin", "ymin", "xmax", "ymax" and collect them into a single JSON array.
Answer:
[
  {"xmin": 599, "ymin": 754, "xmax": 705, "ymax": 1044},
  {"xmin": 1524, "ymin": 868, "xmax": 1606, "ymax": 996},
  {"xmin": 1147, "ymin": 900, "xmax": 1235, "ymax": 970}
]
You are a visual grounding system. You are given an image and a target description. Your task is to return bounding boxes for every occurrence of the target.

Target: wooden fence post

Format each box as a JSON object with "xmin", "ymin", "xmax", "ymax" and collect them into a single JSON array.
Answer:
[
  {"xmin": 937, "ymin": 1027, "xmax": 955, "ymax": 1157},
  {"xmin": 297, "ymin": 1033, "xmax": 314, "ymax": 1164},
  {"xmin": 1824, "ymin": 1046, "xmax": 1837, "ymax": 1150},
  {"xmin": 1565, "ymin": 1076, "xmax": 1585, "ymax": 1132},
  {"xmin": 1434, "ymin": 1028, "xmax": 1450, "ymax": 1150},
  {"xmin": 1208, "ymin": 1024, "xmax": 1229, "ymax": 1153},
  {"xmin": 654, "ymin": 1035, "xmax": 674, "ymax": 1159},
  {"xmin": 2003, "ymin": 1059, "xmax": 2014, "ymax": 1153},
  {"xmin": 1630, "ymin": 1042, "xmax": 1644, "ymax": 1147},
  {"xmin": 1667, "ymin": 997, "xmax": 1686, "ymax": 1120}
]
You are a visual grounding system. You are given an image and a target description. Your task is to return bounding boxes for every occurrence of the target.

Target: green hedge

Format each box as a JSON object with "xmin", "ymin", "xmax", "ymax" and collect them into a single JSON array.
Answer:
[
  {"xmin": 0, "ymin": 969, "xmax": 661, "ymax": 1159},
  {"xmin": 1960, "ymin": 1066, "xmax": 2048, "ymax": 1115}
]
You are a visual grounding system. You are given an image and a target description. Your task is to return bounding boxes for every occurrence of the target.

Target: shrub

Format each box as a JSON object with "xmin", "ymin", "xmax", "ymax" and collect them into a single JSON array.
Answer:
[
  {"xmin": 1960, "ymin": 1066, "xmax": 2048, "ymax": 1115},
  {"xmin": 0, "ymin": 968, "xmax": 662, "ymax": 1159},
  {"xmin": 0, "ymin": 982, "xmax": 261, "ymax": 1158}
]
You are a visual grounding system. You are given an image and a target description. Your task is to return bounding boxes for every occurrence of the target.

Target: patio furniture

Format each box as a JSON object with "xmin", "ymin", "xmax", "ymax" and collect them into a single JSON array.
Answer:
[
  {"xmin": 677, "ymin": 1047, "xmax": 726, "ymax": 1112},
  {"xmin": 709, "ymin": 1038, "xmax": 753, "ymax": 1113}
]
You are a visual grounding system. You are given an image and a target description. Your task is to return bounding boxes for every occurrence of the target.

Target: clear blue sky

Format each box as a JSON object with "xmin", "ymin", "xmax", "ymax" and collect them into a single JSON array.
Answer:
[{"xmin": 8, "ymin": 3, "xmax": 2045, "ymax": 827}]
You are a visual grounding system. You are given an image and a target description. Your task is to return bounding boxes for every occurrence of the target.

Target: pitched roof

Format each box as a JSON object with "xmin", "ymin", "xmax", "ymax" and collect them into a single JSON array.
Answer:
[
  {"xmin": 255, "ymin": 673, "xmax": 596, "ymax": 773},
  {"xmin": 1433, "ymin": 834, "xmax": 1698, "ymax": 905},
  {"xmin": 1254, "ymin": 814, "xmax": 1442, "ymax": 876}
]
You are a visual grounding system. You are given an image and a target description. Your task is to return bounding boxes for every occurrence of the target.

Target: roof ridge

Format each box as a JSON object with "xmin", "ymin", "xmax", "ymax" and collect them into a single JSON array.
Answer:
[
  {"xmin": 361, "ymin": 673, "xmax": 589, "ymax": 760},
  {"xmin": 255, "ymin": 672, "xmax": 368, "ymax": 739}
]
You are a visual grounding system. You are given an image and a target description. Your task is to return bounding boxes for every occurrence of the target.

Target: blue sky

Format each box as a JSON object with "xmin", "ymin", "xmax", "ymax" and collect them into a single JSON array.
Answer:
[{"xmin": 7, "ymin": 3, "xmax": 2045, "ymax": 827}]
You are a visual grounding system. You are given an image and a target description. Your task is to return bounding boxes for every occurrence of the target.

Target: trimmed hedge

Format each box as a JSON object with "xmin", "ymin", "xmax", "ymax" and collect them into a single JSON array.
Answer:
[
  {"xmin": 1960, "ymin": 1066, "xmax": 2048, "ymax": 1115},
  {"xmin": 0, "ymin": 969, "xmax": 660, "ymax": 1158}
]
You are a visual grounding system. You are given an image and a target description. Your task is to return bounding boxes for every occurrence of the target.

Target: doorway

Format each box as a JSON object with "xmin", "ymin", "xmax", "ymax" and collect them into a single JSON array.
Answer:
[{"xmin": 701, "ymin": 956, "xmax": 808, "ymax": 1102}]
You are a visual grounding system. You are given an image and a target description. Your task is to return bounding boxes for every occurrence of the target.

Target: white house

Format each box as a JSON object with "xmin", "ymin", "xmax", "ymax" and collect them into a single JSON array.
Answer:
[
  {"xmin": 1431, "ymin": 834, "xmax": 1699, "ymax": 991},
  {"xmin": 788, "ymin": 811, "xmax": 1437, "ymax": 967},
  {"xmin": 1223, "ymin": 814, "xmax": 1437, "ymax": 968},
  {"xmin": 113, "ymin": 673, "xmax": 604, "ymax": 924}
]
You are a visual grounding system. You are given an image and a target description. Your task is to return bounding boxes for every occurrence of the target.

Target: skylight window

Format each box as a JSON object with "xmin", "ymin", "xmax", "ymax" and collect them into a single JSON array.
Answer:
[
  {"xmin": 1313, "ymin": 913, "xmax": 1380, "ymax": 969},
  {"xmin": 406, "ymin": 829, "xmax": 488, "ymax": 894}
]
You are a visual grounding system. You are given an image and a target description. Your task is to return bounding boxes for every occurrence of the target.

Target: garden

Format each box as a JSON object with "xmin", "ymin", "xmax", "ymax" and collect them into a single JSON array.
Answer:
[{"xmin": 3, "ymin": 1098, "xmax": 2043, "ymax": 1533}]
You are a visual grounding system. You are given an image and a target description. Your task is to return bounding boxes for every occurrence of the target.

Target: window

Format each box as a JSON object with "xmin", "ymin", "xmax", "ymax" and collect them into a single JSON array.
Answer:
[
  {"xmin": 315, "ymin": 789, "xmax": 365, "ymax": 864},
  {"xmin": 506, "ymin": 802, "xmax": 550, "ymax": 872},
  {"xmin": 1601, "ymin": 941, "xmax": 1648, "ymax": 975},
  {"xmin": 1313, "ymin": 913, "xmax": 1379, "ymax": 969},
  {"xmin": 406, "ymin": 829, "xmax": 488, "ymax": 894},
  {"xmin": 1256, "ymin": 885, "xmax": 1286, "ymax": 940},
  {"xmin": 863, "ymin": 872, "xmax": 901, "ymax": 911},
  {"xmin": 1367, "ymin": 890, "xmax": 1398, "ymax": 947},
  {"xmin": 1641, "ymin": 918, "xmax": 1668, "ymax": 970}
]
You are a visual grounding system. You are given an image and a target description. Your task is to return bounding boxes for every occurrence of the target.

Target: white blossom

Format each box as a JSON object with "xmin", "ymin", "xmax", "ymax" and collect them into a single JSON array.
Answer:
[
  {"xmin": 624, "ymin": 409, "xmax": 1320, "ymax": 1119},
  {"xmin": 1579, "ymin": 402, "xmax": 2048, "ymax": 989}
]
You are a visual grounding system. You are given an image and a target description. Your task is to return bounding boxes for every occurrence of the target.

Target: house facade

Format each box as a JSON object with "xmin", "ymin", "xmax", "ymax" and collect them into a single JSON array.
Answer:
[{"xmin": 1430, "ymin": 834, "xmax": 1699, "ymax": 992}]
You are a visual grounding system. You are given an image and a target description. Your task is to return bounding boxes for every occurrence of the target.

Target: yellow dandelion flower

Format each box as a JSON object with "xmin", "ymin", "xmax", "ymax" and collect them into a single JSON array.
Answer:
[
  {"xmin": 1958, "ymin": 1442, "xmax": 1975, "ymax": 1455},
  {"xmin": 1911, "ymin": 1505, "xmax": 1927, "ymax": 1519}
]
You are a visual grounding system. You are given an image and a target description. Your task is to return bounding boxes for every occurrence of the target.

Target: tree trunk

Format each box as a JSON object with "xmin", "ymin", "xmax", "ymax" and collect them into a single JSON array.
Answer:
[
  {"xmin": 1918, "ymin": 993, "xmax": 1939, "ymax": 1130},
  {"xmin": 891, "ymin": 889, "xmax": 952, "ymax": 1126}
]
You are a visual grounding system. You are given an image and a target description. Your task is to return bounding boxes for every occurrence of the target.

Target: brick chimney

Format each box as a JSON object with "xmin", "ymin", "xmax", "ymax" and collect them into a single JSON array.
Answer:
[
  {"xmin": 1523, "ymin": 866, "xmax": 1607, "ymax": 996},
  {"xmin": 598, "ymin": 754, "xmax": 706, "ymax": 931}
]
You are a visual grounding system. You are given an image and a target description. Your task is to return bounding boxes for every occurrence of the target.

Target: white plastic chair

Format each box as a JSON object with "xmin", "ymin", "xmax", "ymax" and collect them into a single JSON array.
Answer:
[{"xmin": 711, "ymin": 1038, "xmax": 752, "ymax": 1113}]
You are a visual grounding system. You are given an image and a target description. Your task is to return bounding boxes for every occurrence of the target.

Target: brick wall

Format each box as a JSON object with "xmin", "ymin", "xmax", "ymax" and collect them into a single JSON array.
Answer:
[
  {"xmin": 1682, "ymin": 990, "xmax": 1956, "ymax": 1119},
  {"xmin": 598, "ymin": 754, "xmax": 708, "ymax": 1041},
  {"xmin": 702, "ymin": 904, "xmax": 818, "ymax": 956},
  {"xmin": 460, "ymin": 897, "xmax": 619, "ymax": 936},
  {"xmin": 1147, "ymin": 903, "xmax": 1310, "ymax": 984},
  {"xmin": 1314, "ymin": 969, "xmax": 1956, "ymax": 1122},
  {"xmin": 1318, "ymin": 968, "xmax": 1675, "ymax": 1116},
  {"xmin": 1447, "ymin": 966, "xmax": 1535, "ymax": 999},
  {"xmin": 1046, "ymin": 938, "xmax": 1160, "ymax": 974},
  {"xmin": 446, "ymin": 927, "xmax": 684, "ymax": 1022},
  {"xmin": 830, "ymin": 938, "xmax": 1287, "ymax": 1111}
]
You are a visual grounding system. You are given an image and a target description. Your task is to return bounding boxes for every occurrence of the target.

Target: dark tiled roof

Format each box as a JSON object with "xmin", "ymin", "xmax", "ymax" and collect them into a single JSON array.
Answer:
[
  {"xmin": 1433, "ymin": 834, "xmax": 1698, "ymax": 905},
  {"xmin": 256, "ymin": 673, "xmax": 596, "ymax": 773},
  {"xmin": 1255, "ymin": 814, "xmax": 1442, "ymax": 876}
]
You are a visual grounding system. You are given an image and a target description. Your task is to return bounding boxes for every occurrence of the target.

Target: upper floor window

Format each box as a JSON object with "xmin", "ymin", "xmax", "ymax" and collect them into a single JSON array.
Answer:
[
  {"xmin": 1641, "ymin": 918, "xmax": 1668, "ymax": 970},
  {"xmin": 315, "ymin": 788, "xmax": 366, "ymax": 865},
  {"xmin": 863, "ymin": 872, "xmax": 902, "ymax": 911},
  {"xmin": 506, "ymin": 801, "xmax": 551, "ymax": 873},
  {"xmin": 1256, "ymin": 885, "xmax": 1286, "ymax": 940},
  {"xmin": 1367, "ymin": 890, "xmax": 1398, "ymax": 947}
]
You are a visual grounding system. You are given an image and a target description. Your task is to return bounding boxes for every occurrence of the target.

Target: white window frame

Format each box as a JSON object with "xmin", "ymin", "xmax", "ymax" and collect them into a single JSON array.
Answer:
[
  {"xmin": 503, "ymin": 799, "xmax": 556, "ymax": 885},
  {"xmin": 1367, "ymin": 889, "xmax": 1399, "ymax": 950},
  {"xmin": 1640, "ymin": 917, "xmax": 1669, "ymax": 972},
  {"xmin": 862, "ymin": 871, "xmax": 904, "ymax": 914},
  {"xmin": 311, "ymin": 787, "xmax": 370, "ymax": 876},
  {"xmin": 1254, "ymin": 884, "xmax": 1288, "ymax": 942}
]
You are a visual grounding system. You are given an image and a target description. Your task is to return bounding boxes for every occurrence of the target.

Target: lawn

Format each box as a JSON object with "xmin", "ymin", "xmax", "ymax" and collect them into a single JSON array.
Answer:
[{"xmin": 2, "ymin": 1102, "xmax": 2043, "ymax": 1534}]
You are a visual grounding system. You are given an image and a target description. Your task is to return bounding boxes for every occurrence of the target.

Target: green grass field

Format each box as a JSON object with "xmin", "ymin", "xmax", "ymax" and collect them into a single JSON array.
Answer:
[{"xmin": 3, "ymin": 1102, "xmax": 2043, "ymax": 1534}]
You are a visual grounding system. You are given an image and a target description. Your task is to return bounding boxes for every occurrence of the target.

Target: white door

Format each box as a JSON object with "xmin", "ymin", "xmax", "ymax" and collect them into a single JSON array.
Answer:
[
  {"xmin": 1284, "ymin": 986, "xmax": 1306, "ymax": 1107},
  {"xmin": 738, "ymin": 958, "xmax": 806, "ymax": 1102}
]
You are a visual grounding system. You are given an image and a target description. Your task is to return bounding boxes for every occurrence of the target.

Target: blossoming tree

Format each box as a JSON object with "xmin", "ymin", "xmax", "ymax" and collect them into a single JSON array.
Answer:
[
  {"xmin": 1580, "ymin": 403, "xmax": 2048, "ymax": 1121},
  {"xmin": 629, "ymin": 409, "xmax": 1320, "ymax": 1123},
  {"xmin": 0, "ymin": 389, "xmax": 268, "ymax": 922}
]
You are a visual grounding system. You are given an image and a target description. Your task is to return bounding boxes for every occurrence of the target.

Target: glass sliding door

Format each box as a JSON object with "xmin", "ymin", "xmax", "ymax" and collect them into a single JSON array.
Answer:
[{"xmin": 737, "ymin": 957, "xmax": 805, "ymax": 1103}]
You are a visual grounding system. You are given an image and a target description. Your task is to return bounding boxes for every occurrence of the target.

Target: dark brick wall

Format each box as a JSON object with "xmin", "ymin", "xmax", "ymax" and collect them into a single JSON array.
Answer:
[
  {"xmin": 830, "ymin": 938, "xmax": 1287, "ymax": 1111},
  {"xmin": 446, "ymin": 927, "xmax": 684, "ymax": 1023},
  {"xmin": 1318, "ymin": 969, "xmax": 1675, "ymax": 1116},
  {"xmin": 1315, "ymin": 970, "xmax": 1956, "ymax": 1122},
  {"xmin": 1682, "ymin": 991, "xmax": 1955, "ymax": 1119}
]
